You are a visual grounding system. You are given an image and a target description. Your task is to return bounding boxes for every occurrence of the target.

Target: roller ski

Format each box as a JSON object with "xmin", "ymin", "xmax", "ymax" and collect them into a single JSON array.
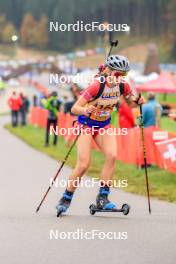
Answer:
[
  {"xmin": 56, "ymin": 191, "xmax": 73, "ymax": 217},
  {"xmin": 89, "ymin": 186, "xmax": 130, "ymax": 216}
]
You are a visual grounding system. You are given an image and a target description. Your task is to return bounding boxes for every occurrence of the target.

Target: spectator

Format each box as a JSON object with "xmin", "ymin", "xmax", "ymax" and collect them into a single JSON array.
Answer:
[
  {"xmin": 19, "ymin": 93, "xmax": 30, "ymax": 126},
  {"xmin": 71, "ymin": 83, "xmax": 81, "ymax": 100},
  {"xmin": 0, "ymin": 78, "xmax": 6, "ymax": 95},
  {"xmin": 33, "ymin": 94, "xmax": 38, "ymax": 107},
  {"xmin": 39, "ymin": 93, "xmax": 47, "ymax": 108},
  {"xmin": 8, "ymin": 91, "xmax": 22, "ymax": 127},
  {"xmin": 142, "ymin": 92, "xmax": 162, "ymax": 128},
  {"xmin": 43, "ymin": 91, "xmax": 61, "ymax": 147},
  {"xmin": 64, "ymin": 100, "xmax": 74, "ymax": 114},
  {"xmin": 64, "ymin": 84, "xmax": 82, "ymax": 114}
]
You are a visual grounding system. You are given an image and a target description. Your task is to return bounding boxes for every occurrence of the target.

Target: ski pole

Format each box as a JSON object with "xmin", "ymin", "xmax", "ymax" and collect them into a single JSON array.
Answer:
[
  {"xmin": 36, "ymin": 40, "xmax": 119, "ymax": 213},
  {"xmin": 139, "ymin": 93, "xmax": 151, "ymax": 214},
  {"xmin": 36, "ymin": 129, "xmax": 81, "ymax": 213},
  {"xmin": 108, "ymin": 40, "xmax": 118, "ymax": 57}
]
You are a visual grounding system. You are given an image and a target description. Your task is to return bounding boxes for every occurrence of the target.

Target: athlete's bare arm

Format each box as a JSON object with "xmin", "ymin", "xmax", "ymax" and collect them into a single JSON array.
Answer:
[
  {"xmin": 123, "ymin": 93, "xmax": 145, "ymax": 107},
  {"xmin": 122, "ymin": 82, "xmax": 145, "ymax": 107},
  {"xmin": 71, "ymin": 96, "xmax": 96, "ymax": 116}
]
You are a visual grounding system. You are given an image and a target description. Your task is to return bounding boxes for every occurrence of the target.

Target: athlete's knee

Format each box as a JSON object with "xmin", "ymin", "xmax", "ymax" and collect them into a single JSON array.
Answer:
[
  {"xmin": 77, "ymin": 160, "xmax": 90, "ymax": 174},
  {"xmin": 105, "ymin": 152, "xmax": 117, "ymax": 164}
]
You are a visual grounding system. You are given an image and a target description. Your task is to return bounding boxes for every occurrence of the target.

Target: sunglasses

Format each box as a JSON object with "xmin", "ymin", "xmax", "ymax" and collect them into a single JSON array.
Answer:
[{"xmin": 112, "ymin": 71, "xmax": 127, "ymax": 77}]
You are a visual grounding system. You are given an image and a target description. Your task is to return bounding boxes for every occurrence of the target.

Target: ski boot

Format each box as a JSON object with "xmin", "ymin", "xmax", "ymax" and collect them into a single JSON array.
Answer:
[
  {"xmin": 56, "ymin": 190, "xmax": 73, "ymax": 217},
  {"xmin": 96, "ymin": 186, "xmax": 117, "ymax": 210}
]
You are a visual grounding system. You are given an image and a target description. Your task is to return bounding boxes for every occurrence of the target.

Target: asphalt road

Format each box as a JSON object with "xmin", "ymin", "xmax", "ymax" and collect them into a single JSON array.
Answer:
[{"xmin": 0, "ymin": 116, "xmax": 176, "ymax": 264}]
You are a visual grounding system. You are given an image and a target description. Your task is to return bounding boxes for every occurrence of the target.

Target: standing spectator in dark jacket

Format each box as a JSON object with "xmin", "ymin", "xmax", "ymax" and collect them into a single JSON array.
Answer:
[
  {"xmin": 43, "ymin": 91, "xmax": 61, "ymax": 147},
  {"xmin": 8, "ymin": 91, "xmax": 22, "ymax": 127},
  {"xmin": 19, "ymin": 93, "xmax": 30, "ymax": 126},
  {"xmin": 33, "ymin": 94, "xmax": 38, "ymax": 107}
]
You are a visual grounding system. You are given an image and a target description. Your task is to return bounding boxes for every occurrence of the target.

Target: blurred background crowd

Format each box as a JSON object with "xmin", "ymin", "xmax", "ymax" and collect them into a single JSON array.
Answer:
[{"xmin": 0, "ymin": 0, "xmax": 175, "ymax": 151}]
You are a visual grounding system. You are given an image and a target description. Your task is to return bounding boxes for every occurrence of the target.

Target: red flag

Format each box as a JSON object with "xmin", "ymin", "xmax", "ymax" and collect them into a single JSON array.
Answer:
[{"xmin": 155, "ymin": 138, "xmax": 176, "ymax": 173}]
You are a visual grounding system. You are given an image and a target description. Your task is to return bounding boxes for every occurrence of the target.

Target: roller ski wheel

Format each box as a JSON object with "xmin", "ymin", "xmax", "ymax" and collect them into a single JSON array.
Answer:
[
  {"xmin": 89, "ymin": 204, "xmax": 96, "ymax": 215},
  {"xmin": 121, "ymin": 204, "xmax": 130, "ymax": 215}
]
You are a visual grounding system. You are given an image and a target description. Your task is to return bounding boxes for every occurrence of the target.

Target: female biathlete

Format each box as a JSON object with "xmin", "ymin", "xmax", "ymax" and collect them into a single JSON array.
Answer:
[{"xmin": 56, "ymin": 55, "xmax": 144, "ymax": 214}]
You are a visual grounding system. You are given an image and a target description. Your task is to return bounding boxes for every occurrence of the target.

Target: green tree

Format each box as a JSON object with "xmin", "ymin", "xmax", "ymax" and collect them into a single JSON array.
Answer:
[
  {"xmin": 169, "ymin": 0, "xmax": 176, "ymax": 59},
  {"xmin": 0, "ymin": 0, "xmax": 174, "ymax": 53},
  {"xmin": 20, "ymin": 13, "xmax": 36, "ymax": 46},
  {"xmin": 34, "ymin": 15, "xmax": 49, "ymax": 49},
  {"xmin": 0, "ymin": 15, "xmax": 7, "ymax": 42},
  {"xmin": 2, "ymin": 22, "xmax": 17, "ymax": 43}
]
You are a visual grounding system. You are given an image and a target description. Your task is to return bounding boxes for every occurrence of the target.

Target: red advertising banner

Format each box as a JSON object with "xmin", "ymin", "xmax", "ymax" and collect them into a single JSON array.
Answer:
[{"xmin": 29, "ymin": 107, "xmax": 176, "ymax": 173}]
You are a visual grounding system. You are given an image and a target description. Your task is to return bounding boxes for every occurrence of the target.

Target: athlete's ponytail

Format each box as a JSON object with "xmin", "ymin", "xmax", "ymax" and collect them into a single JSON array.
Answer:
[{"xmin": 98, "ymin": 64, "xmax": 106, "ymax": 73}]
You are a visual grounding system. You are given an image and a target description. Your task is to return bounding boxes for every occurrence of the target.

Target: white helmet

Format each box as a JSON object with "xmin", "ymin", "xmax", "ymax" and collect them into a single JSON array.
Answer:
[{"xmin": 105, "ymin": 55, "xmax": 130, "ymax": 72}]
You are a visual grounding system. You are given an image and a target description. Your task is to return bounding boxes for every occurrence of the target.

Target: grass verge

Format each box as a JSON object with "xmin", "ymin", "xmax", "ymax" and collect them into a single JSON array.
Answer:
[
  {"xmin": 5, "ymin": 124, "xmax": 176, "ymax": 203},
  {"xmin": 0, "ymin": 112, "xmax": 10, "ymax": 116},
  {"xmin": 161, "ymin": 116, "xmax": 176, "ymax": 134}
]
